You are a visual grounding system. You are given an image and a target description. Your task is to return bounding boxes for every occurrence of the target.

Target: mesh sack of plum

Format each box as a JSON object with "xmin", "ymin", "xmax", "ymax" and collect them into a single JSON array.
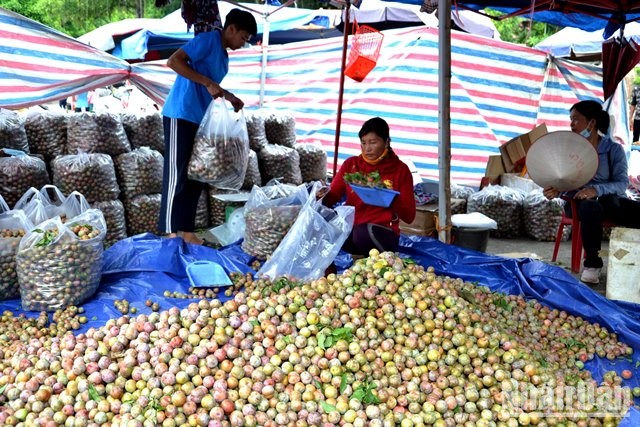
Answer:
[
  {"xmin": 52, "ymin": 153, "xmax": 120, "ymax": 203},
  {"xmin": 467, "ymin": 185, "xmax": 526, "ymax": 238},
  {"xmin": 295, "ymin": 142, "xmax": 327, "ymax": 183},
  {"xmin": 0, "ymin": 209, "xmax": 33, "ymax": 300},
  {"xmin": 258, "ymin": 143, "xmax": 302, "ymax": 185},
  {"xmin": 241, "ymin": 183, "xmax": 308, "ymax": 259},
  {"xmin": 0, "ymin": 109, "xmax": 29, "ymax": 153},
  {"xmin": 263, "ymin": 109, "xmax": 297, "ymax": 148},
  {"xmin": 124, "ymin": 194, "xmax": 161, "ymax": 236},
  {"xmin": 245, "ymin": 110, "xmax": 268, "ymax": 152},
  {"xmin": 24, "ymin": 109, "xmax": 67, "ymax": 160},
  {"xmin": 114, "ymin": 147, "xmax": 164, "ymax": 199},
  {"xmin": 187, "ymin": 99, "xmax": 249, "ymax": 190},
  {"xmin": 241, "ymin": 149, "xmax": 262, "ymax": 191},
  {"xmin": 524, "ymin": 190, "xmax": 569, "ymax": 242},
  {"xmin": 92, "ymin": 199, "xmax": 128, "ymax": 247},
  {"xmin": 16, "ymin": 209, "xmax": 106, "ymax": 311},
  {"xmin": 66, "ymin": 112, "xmax": 131, "ymax": 156},
  {"xmin": 121, "ymin": 111, "xmax": 164, "ymax": 154},
  {"xmin": 0, "ymin": 155, "xmax": 50, "ymax": 208}
]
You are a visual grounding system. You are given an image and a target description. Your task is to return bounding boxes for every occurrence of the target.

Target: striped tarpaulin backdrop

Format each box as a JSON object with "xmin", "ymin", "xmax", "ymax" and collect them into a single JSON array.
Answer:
[{"xmin": 0, "ymin": 8, "xmax": 130, "ymax": 109}]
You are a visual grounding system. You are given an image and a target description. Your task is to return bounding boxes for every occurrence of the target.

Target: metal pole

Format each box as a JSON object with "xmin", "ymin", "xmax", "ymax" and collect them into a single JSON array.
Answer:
[
  {"xmin": 438, "ymin": 0, "xmax": 452, "ymax": 243},
  {"xmin": 259, "ymin": 6, "xmax": 270, "ymax": 107},
  {"xmin": 333, "ymin": 2, "xmax": 351, "ymax": 177}
]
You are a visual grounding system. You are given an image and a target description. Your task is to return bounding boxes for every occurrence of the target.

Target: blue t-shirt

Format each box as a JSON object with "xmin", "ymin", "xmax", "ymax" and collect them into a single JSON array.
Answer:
[{"xmin": 162, "ymin": 30, "xmax": 229, "ymax": 124}]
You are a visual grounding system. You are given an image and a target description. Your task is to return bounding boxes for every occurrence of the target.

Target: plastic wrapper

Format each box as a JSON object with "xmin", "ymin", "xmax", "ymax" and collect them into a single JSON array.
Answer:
[
  {"xmin": 451, "ymin": 182, "xmax": 476, "ymax": 200},
  {"xmin": 257, "ymin": 183, "xmax": 354, "ymax": 280},
  {"xmin": 38, "ymin": 184, "xmax": 67, "ymax": 219},
  {"xmin": 52, "ymin": 153, "xmax": 120, "ymax": 203},
  {"xmin": 66, "ymin": 112, "xmax": 131, "ymax": 156},
  {"xmin": 121, "ymin": 111, "xmax": 164, "ymax": 153},
  {"xmin": 0, "ymin": 155, "xmax": 50, "ymax": 208},
  {"xmin": 24, "ymin": 109, "xmax": 67, "ymax": 159},
  {"xmin": 264, "ymin": 109, "xmax": 297, "ymax": 147},
  {"xmin": 0, "ymin": 210, "xmax": 33, "ymax": 300},
  {"xmin": 124, "ymin": 194, "xmax": 161, "ymax": 236},
  {"xmin": 0, "ymin": 109, "xmax": 29, "ymax": 153},
  {"xmin": 0, "ymin": 194, "xmax": 8, "ymax": 213},
  {"xmin": 295, "ymin": 142, "xmax": 327, "ymax": 183},
  {"xmin": 523, "ymin": 191, "xmax": 569, "ymax": 242},
  {"xmin": 16, "ymin": 209, "xmax": 106, "ymax": 311},
  {"xmin": 241, "ymin": 183, "xmax": 308, "ymax": 259},
  {"xmin": 242, "ymin": 149, "xmax": 262, "ymax": 191},
  {"xmin": 114, "ymin": 147, "xmax": 163, "ymax": 199},
  {"xmin": 92, "ymin": 199, "xmax": 128, "ymax": 247},
  {"xmin": 208, "ymin": 187, "xmax": 247, "ymax": 227},
  {"xmin": 245, "ymin": 110, "xmax": 268, "ymax": 151},
  {"xmin": 258, "ymin": 143, "xmax": 302, "ymax": 185},
  {"xmin": 195, "ymin": 189, "xmax": 210, "ymax": 229},
  {"xmin": 188, "ymin": 99, "xmax": 250, "ymax": 190},
  {"xmin": 466, "ymin": 185, "xmax": 525, "ymax": 238}
]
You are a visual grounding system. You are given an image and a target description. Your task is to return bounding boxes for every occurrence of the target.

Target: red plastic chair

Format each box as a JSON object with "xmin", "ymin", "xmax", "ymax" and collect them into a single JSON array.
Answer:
[{"xmin": 552, "ymin": 198, "xmax": 616, "ymax": 274}]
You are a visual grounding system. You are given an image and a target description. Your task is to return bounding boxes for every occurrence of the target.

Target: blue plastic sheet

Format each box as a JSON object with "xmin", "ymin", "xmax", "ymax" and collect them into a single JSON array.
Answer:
[{"xmin": 1, "ymin": 233, "xmax": 639, "ymax": 420}]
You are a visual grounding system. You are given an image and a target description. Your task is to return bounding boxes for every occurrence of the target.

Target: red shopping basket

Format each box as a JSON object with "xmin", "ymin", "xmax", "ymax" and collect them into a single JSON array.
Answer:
[{"xmin": 345, "ymin": 24, "xmax": 384, "ymax": 82}]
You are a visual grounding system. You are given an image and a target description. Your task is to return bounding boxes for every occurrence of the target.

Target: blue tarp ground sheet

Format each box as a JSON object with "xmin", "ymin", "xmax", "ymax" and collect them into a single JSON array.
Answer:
[{"xmin": 1, "ymin": 232, "xmax": 640, "ymax": 420}]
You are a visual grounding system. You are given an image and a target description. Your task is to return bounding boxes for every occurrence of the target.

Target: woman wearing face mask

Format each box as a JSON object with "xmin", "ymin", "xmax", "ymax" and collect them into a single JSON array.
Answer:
[
  {"xmin": 543, "ymin": 100, "xmax": 640, "ymax": 285},
  {"xmin": 320, "ymin": 117, "xmax": 416, "ymax": 255}
]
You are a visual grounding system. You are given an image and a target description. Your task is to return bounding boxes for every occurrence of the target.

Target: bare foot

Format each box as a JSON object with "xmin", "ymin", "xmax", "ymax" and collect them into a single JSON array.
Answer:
[{"xmin": 180, "ymin": 232, "xmax": 203, "ymax": 245}]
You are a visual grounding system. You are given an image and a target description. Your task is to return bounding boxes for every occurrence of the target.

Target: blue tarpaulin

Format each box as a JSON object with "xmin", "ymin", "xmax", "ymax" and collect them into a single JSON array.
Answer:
[{"xmin": 1, "ymin": 233, "xmax": 639, "ymax": 419}]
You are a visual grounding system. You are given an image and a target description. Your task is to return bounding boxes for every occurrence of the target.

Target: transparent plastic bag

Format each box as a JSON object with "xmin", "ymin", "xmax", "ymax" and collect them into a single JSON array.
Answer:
[
  {"xmin": 124, "ymin": 194, "xmax": 161, "ymax": 236},
  {"xmin": 523, "ymin": 190, "xmax": 568, "ymax": 242},
  {"xmin": 0, "ymin": 194, "xmax": 8, "ymax": 213},
  {"xmin": 208, "ymin": 187, "xmax": 247, "ymax": 227},
  {"xmin": 264, "ymin": 109, "xmax": 296, "ymax": 148},
  {"xmin": 60, "ymin": 191, "xmax": 91, "ymax": 221},
  {"xmin": 466, "ymin": 185, "xmax": 525, "ymax": 238},
  {"xmin": 121, "ymin": 111, "xmax": 164, "ymax": 153},
  {"xmin": 0, "ymin": 156, "xmax": 50, "ymax": 208},
  {"xmin": 245, "ymin": 110, "xmax": 268, "ymax": 152},
  {"xmin": 24, "ymin": 109, "xmax": 67, "ymax": 159},
  {"xmin": 92, "ymin": 199, "xmax": 127, "ymax": 247},
  {"xmin": 257, "ymin": 183, "xmax": 355, "ymax": 281},
  {"xmin": 195, "ymin": 189, "xmax": 210, "ymax": 229},
  {"xmin": 242, "ymin": 183, "xmax": 309, "ymax": 259},
  {"xmin": 16, "ymin": 209, "xmax": 106, "ymax": 311},
  {"xmin": 0, "ymin": 209, "xmax": 33, "ymax": 300},
  {"xmin": 258, "ymin": 144, "xmax": 302, "ymax": 185},
  {"xmin": 295, "ymin": 142, "xmax": 327, "ymax": 183},
  {"xmin": 242, "ymin": 149, "xmax": 262, "ymax": 191},
  {"xmin": 52, "ymin": 153, "xmax": 120, "ymax": 203},
  {"xmin": 39, "ymin": 184, "xmax": 67, "ymax": 219},
  {"xmin": 0, "ymin": 109, "xmax": 29, "ymax": 153},
  {"xmin": 451, "ymin": 182, "xmax": 476, "ymax": 200},
  {"xmin": 114, "ymin": 147, "xmax": 163, "ymax": 199},
  {"xmin": 67, "ymin": 112, "xmax": 131, "ymax": 156},
  {"xmin": 188, "ymin": 99, "xmax": 250, "ymax": 190}
]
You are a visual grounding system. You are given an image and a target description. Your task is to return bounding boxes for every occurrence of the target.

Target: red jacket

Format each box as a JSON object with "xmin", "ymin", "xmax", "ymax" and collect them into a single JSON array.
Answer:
[{"xmin": 323, "ymin": 151, "xmax": 416, "ymax": 234}]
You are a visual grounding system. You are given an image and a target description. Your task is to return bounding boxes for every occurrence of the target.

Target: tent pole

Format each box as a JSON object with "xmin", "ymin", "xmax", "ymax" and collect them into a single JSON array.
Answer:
[
  {"xmin": 333, "ymin": 2, "xmax": 350, "ymax": 177},
  {"xmin": 438, "ymin": 0, "xmax": 452, "ymax": 244},
  {"xmin": 259, "ymin": 5, "xmax": 270, "ymax": 107}
]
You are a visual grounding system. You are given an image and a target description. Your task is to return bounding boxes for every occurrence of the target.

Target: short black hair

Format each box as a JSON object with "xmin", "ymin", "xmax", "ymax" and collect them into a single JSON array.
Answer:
[
  {"xmin": 224, "ymin": 8, "xmax": 258, "ymax": 36},
  {"xmin": 359, "ymin": 117, "xmax": 390, "ymax": 142}
]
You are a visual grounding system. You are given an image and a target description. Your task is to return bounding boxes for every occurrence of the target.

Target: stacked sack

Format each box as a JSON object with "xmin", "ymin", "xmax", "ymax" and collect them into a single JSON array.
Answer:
[
  {"xmin": 121, "ymin": 111, "xmax": 165, "ymax": 154},
  {"xmin": 467, "ymin": 185, "xmax": 526, "ymax": 238},
  {"xmin": 0, "ymin": 195, "xmax": 32, "ymax": 300},
  {"xmin": 523, "ymin": 191, "xmax": 569, "ymax": 242}
]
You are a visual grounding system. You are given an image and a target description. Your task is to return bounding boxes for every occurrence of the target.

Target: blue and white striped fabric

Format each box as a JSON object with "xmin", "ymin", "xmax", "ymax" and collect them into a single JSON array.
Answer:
[
  {"xmin": 134, "ymin": 26, "xmax": 624, "ymax": 187},
  {"xmin": 0, "ymin": 8, "xmax": 130, "ymax": 109}
]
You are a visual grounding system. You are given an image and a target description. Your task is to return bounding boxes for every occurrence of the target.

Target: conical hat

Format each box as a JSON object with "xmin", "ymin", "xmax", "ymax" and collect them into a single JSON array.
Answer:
[{"xmin": 525, "ymin": 131, "xmax": 599, "ymax": 192}]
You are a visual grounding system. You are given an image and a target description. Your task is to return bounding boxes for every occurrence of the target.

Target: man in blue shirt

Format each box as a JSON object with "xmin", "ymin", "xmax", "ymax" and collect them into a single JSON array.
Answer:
[{"xmin": 159, "ymin": 8, "xmax": 257, "ymax": 245}]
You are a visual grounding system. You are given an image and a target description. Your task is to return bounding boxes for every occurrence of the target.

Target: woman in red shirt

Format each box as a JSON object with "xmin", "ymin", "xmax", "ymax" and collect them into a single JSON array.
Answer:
[{"xmin": 322, "ymin": 117, "xmax": 416, "ymax": 255}]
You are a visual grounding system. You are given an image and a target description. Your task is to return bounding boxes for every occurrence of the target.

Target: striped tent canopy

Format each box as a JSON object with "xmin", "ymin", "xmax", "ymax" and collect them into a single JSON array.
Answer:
[
  {"xmin": 133, "ymin": 26, "xmax": 625, "ymax": 187},
  {"xmin": 0, "ymin": 7, "xmax": 130, "ymax": 109}
]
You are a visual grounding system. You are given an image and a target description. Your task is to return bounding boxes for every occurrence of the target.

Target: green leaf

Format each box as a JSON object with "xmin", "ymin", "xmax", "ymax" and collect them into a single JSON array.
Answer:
[
  {"xmin": 320, "ymin": 401, "xmax": 337, "ymax": 413},
  {"xmin": 318, "ymin": 332, "xmax": 326, "ymax": 349},
  {"xmin": 636, "ymin": 360, "xmax": 640, "ymax": 369},
  {"xmin": 0, "ymin": 384, "xmax": 6, "ymax": 394},
  {"xmin": 339, "ymin": 374, "xmax": 348, "ymax": 394},
  {"xmin": 315, "ymin": 380, "xmax": 322, "ymax": 390},
  {"xmin": 380, "ymin": 266, "xmax": 391, "ymax": 276},
  {"xmin": 402, "ymin": 257, "xmax": 416, "ymax": 266},
  {"xmin": 88, "ymin": 383, "xmax": 101, "ymax": 402},
  {"xmin": 352, "ymin": 388, "xmax": 365, "ymax": 401},
  {"xmin": 250, "ymin": 320, "xmax": 259, "ymax": 326},
  {"xmin": 283, "ymin": 335, "xmax": 292, "ymax": 344},
  {"xmin": 333, "ymin": 327, "xmax": 353, "ymax": 341}
]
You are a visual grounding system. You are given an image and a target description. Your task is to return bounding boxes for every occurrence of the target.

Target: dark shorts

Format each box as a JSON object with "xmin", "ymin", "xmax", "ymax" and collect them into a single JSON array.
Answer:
[{"xmin": 342, "ymin": 223, "xmax": 400, "ymax": 256}]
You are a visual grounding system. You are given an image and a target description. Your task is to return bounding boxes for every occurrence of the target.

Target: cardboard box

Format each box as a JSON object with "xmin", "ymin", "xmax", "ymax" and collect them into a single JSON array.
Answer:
[
  {"xmin": 400, "ymin": 199, "xmax": 466, "ymax": 237},
  {"xmin": 499, "ymin": 123, "xmax": 547, "ymax": 172}
]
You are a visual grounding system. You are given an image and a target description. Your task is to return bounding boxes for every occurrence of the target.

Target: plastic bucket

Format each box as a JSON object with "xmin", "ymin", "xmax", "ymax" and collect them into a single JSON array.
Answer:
[{"xmin": 452, "ymin": 226, "xmax": 490, "ymax": 252}]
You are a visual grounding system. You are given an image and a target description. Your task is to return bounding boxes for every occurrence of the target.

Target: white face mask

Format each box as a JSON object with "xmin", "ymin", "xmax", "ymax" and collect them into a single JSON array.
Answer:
[{"xmin": 579, "ymin": 127, "xmax": 592, "ymax": 139}]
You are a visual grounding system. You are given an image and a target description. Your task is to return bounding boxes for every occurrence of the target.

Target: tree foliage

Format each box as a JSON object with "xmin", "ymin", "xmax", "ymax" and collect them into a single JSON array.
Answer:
[{"xmin": 486, "ymin": 8, "xmax": 560, "ymax": 47}]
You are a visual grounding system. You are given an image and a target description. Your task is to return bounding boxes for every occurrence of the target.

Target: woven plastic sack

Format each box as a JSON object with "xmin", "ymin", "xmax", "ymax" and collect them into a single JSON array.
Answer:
[
  {"xmin": 0, "ymin": 155, "xmax": 49, "ymax": 208},
  {"xmin": 467, "ymin": 185, "xmax": 526, "ymax": 238},
  {"xmin": 17, "ymin": 209, "xmax": 106, "ymax": 311},
  {"xmin": 264, "ymin": 110, "xmax": 296, "ymax": 148},
  {"xmin": 242, "ymin": 149, "xmax": 262, "ymax": 191},
  {"xmin": 121, "ymin": 111, "xmax": 164, "ymax": 153},
  {"xmin": 24, "ymin": 109, "xmax": 67, "ymax": 159},
  {"xmin": 124, "ymin": 194, "xmax": 161, "ymax": 236},
  {"xmin": 258, "ymin": 144, "xmax": 302, "ymax": 185},
  {"xmin": 52, "ymin": 153, "xmax": 120, "ymax": 203},
  {"xmin": 0, "ymin": 109, "xmax": 29, "ymax": 153},
  {"xmin": 115, "ymin": 147, "xmax": 164, "ymax": 199},
  {"xmin": 242, "ymin": 183, "xmax": 308, "ymax": 259},
  {"xmin": 295, "ymin": 142, "xmax": 327, "ymax": 183},
  {"xmin": 188, "ymin": 99, "xmax": 249, "ymax": 190},
  {"xmin": 0, "ymin": 210, "xmax": 33, "ymax": 300},
  {"xmin": 257, "ymin": 183, "xmax": 355, "ymax": 281},
  {"xmin": 245, "ymin": 110, "xmax": 268, "ymax": 152},
  {"xmin": 92, "ymin": 200, "xmax": 127, "ymax": 247},
  {"xmin": 67, "ymin": 112, "xmax": 131, "ymax": 156},
  {"xmin": 523, "ymin": 191, "xmax": 569, "ymax": 242}
]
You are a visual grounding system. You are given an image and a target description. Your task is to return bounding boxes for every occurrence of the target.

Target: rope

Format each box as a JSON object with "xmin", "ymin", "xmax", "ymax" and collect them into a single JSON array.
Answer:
[{"xmin": 434, "ymin": 214, "xmax": 453, "ymax": 233}]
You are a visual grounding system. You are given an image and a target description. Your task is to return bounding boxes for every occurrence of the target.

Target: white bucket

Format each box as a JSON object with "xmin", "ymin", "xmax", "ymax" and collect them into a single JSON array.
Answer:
[{"xmin": 606, "ymin": 227, "xmax": 640, "ymax": 304}]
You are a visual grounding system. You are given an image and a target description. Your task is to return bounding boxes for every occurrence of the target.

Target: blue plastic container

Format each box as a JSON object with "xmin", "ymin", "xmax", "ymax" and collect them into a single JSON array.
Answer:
[
  {"xmin": 185, "ymin": 260, "xmax": 232, "ymax": 288},
  {"xmin": 350, "ymin": 184, "xmax": 399, "ymax": 207}
]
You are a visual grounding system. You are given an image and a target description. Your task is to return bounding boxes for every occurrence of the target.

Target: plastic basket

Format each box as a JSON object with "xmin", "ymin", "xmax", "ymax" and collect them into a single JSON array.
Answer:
[
  {"xmin": 350, "ymin": 184, "xmax": 399, "ymax": 207},
  {"xmin": 345, "ymin": 25, "xmax": 384, "ymax": 82},
  {"xmin": 186, "ymin": 260, "xmax": 233, "ymax": 288}
]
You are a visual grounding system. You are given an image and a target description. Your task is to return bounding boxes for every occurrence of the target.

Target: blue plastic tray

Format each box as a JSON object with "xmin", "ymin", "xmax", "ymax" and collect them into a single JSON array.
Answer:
[
  {"xmin": 185, "ymin": 260, "xmax": 233, "ymax": 288},
  {"xmin": 350, "ymin": 184, "xmax": 399, "ymax": 207}
]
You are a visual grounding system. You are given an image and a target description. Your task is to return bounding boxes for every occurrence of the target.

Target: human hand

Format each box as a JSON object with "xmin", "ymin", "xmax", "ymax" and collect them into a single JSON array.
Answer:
[
  {"xmin": 574, "ymin": 187, "xmax": 597, "ymax": 200},
  {"xmin": 204, "ymin": 81, "xmax": 223, "ymax": 98},
  {"xmin": 225, "ymin": 92, "xmax": 244, "ymax": 112},
  {"xmin": 542, "ymin": 187, "xmax": 560, "ymax": 200},
  {"xmin": 316, "ymin": 186, "xmax": 329, "ymax": 200}
]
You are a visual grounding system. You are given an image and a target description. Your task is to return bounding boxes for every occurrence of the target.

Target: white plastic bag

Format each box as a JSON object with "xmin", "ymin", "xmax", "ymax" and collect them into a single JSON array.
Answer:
[
  {"xmin": 257, "ymin": 183, "xmax": 355, "ymax": 281},
  {"xmin": 0, "ymin": 209, "xmax": 33, "ymax": 300},
  {"xmin": 188, "ymin": 99, "xmax": 250, "ymax": 190}
]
